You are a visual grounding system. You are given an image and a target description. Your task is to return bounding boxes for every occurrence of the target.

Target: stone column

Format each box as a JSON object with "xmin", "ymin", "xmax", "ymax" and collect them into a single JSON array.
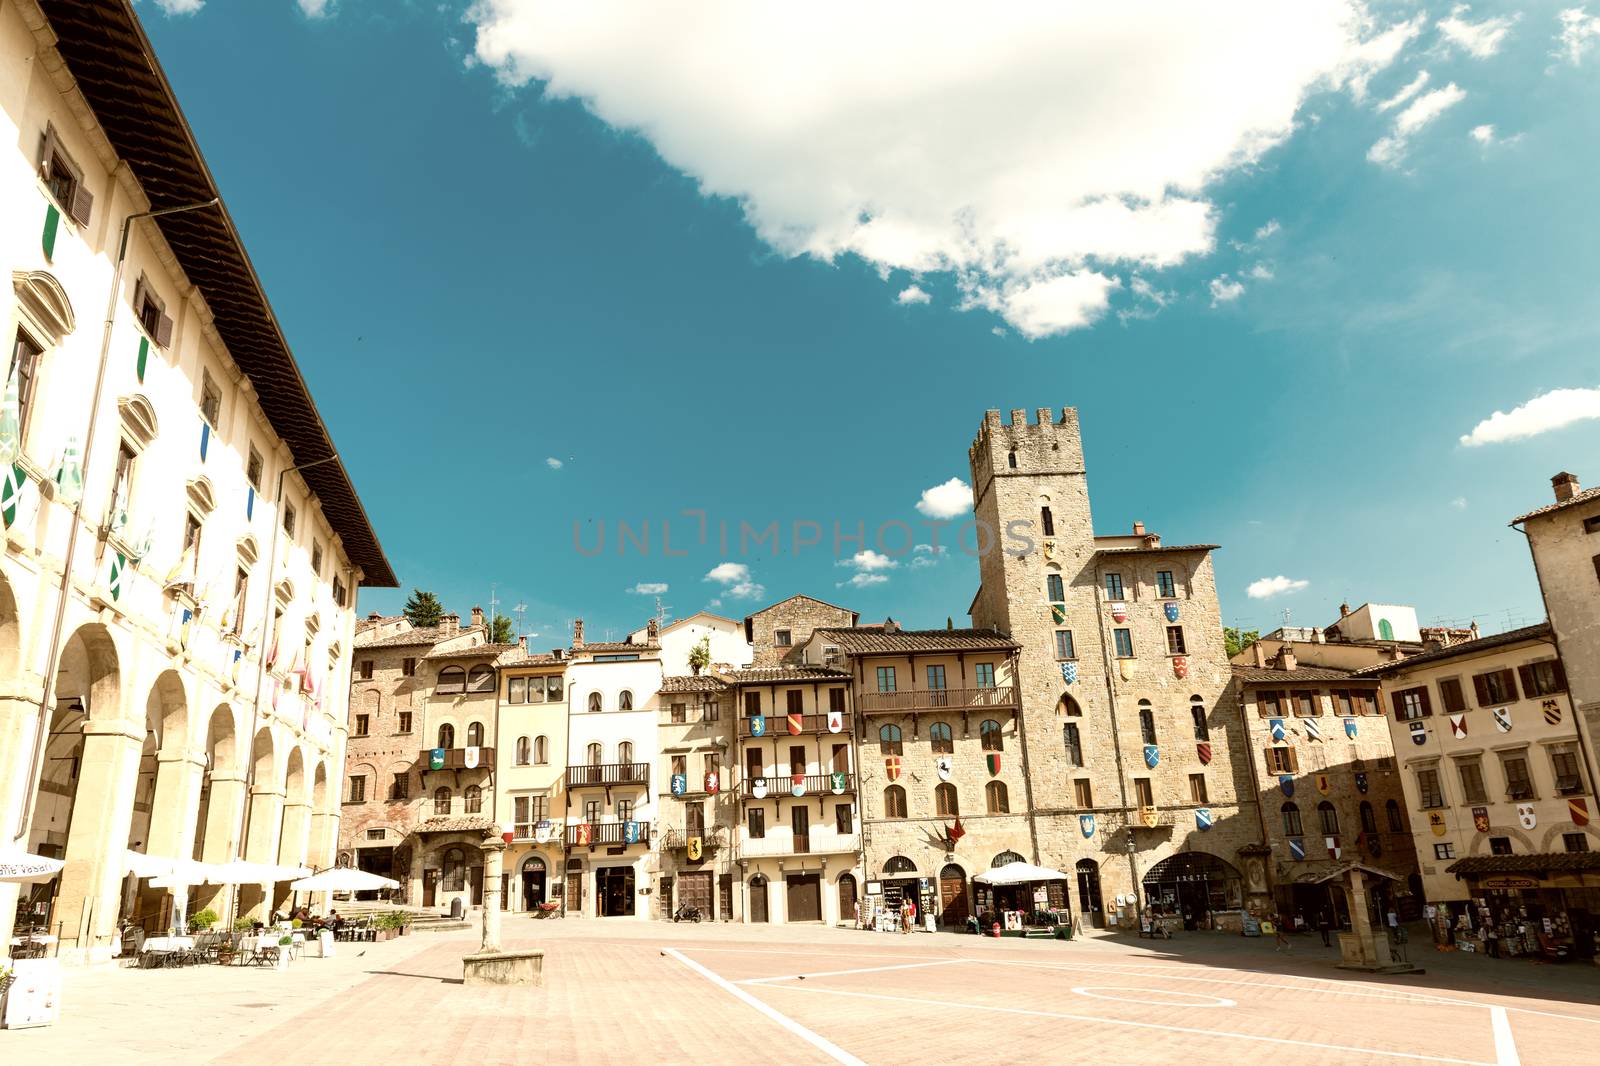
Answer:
[
  {"xmin": 480, "ymin": 838, "xmax": 505, "ymax": 953},
  {"xmin": 143, "ymin": 750, "xmax": 205, "ymax": 929},
  {"xmin": 274, "ymin": 801, "xmax": 311, "ymax": 911},
  {"xmin": 192, "ymin": 771, "xmax": 246, "ymax": 915},
  {"xmin": 0, "ymin": 689, "xmax": 43, "ymax": 953},
  {"xmin": 307, "ymin": 809, "xmax": 335, "ymax": 871},
  {"xmin": 238, "ymin": 783, "xmax": 284, "ymax": 919},
  {"xmin": 54, "ymin": 716, "xmax": 144, "ymax": 960}
]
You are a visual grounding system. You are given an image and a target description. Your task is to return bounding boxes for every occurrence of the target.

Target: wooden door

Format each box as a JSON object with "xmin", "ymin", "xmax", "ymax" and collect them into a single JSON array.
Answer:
[
  {"xmin": 750, "ymin": 877, "xmax": 769, "ymax": 922},
  {"xmin": 791, "ymin": 805, "xmax": 810, "ymax": 854},
  {"xmin": 838, "ymin": 874, "xmax": 858, "ymax": 921},
  {"xmin": 468, "ymin": 864, "xmax": 484, "ymax": 906},
  {"xmin": 565, "ymin": 870, "xmax": 583, "ymax": 914},
  {"xmin": 786, "ymin": 874, "xmax": 821, "ymax": 922},
  {"xmin": 939, "ymin": 867, "xmax": 969, "ymax": 926},
  {"xmin": 678, "ymin": 871, "xmax": 713, "ymax": 916},
  {"xmin": 422, "ymin": 869, "xmax": 439, "ymax": 908}
]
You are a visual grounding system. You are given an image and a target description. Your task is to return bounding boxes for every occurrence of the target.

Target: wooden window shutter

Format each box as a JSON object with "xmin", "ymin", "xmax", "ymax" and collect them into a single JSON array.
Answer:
[
  {"xmin": 1502, "ymin": 669, "xmax": 1521, "ymax": 701},
  {"xmin": 68, "ymin": 182, "xmax": 93, "ymax": 227},
  {"xmin": 1551, "ymin": 659, "xmax": 1568, "ymax": 691},
  {"xmin": 1390, "ymin": 690, "xmax": 1406, "ymax": 718},
  {"xmin": 1418, "ymin": 687, "xmax": 1432, "ymax": 717},
  {"xmin": 1472, "ymin": 673, "xmax": 1491, "ymax": 707},
  {"xmin": 1287, "ymin": 748, "xmax": 1299, "ymax": 773},
  {"xmin": 1517, "ymin": 665, "xmax": 1536, "ymax": 697},
  {"xmin": 132, "ymin": 277, "xmax": 146, "ymax": 319},
  {"xmin": 39, "ymin": 124, "xmax": 57, "ymax": 177},
  {"xmin": 155, "ymin": 311, "xmax": 174, "ymax": 348}
]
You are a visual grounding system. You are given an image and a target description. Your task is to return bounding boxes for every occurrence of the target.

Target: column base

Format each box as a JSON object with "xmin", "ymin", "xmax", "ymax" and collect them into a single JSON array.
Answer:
[{"xmin": 462, "ymin": 949, "xmax": 543, "ymax": 986}]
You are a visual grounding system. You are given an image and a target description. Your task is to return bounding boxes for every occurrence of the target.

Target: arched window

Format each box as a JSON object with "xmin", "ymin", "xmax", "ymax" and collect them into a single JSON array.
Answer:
[
  {"xmin": 437, "ymin": 723, "xmax": 455, "ymax": 749},
  {"xmin": 464, "ymin": 784, "xmax": 482, "ymax": 814},
  {"xmin": 980, "ymin": 719, "xmax": 1003, "ymax": 751},
  {"xmin": 619, "ymin": 690, "xmax": 634, "ymax": 711},
  {"xmin": 1191, "ymin": 697, "xmax": 1209, "ymax": 741},
  {"xmin": 986, "ymin": 780, "xmax": 1010, "ymax": 814},
  {"xmin": 1057, "ymin": 694, "xmax": 1081, "ymax": 716},
  {"xmin": 1359, "ymin": 801, "xmax": 1377, "ymax": 834},
  {"xmin": 586, "ymin": 742, "xmax": 602, "ymax": 766},
  {"xmin": 467, "ymin": 664, "xmax": 495, "ymax": 692},
  {"xmin": 618, "ymin": 741, "xmax": 634, "ymax": 765},
  {"xmin": 1385, "ymin": 799, "xmax": 1403, "ymax": 832},
  {"xmin": 587, "ymin": 692, "xmax": 602, "ymax": 713},
  {"xmin": 433, "ymin": 786, "xmax": 452, "ymax": 817},
  {"xmin": 884, "ymin": 855, "xmax": 916, "ymax": 874},
  {"xmin": 1007, "ymin": 451, "xmax": 1017, "ymax": 469},
  {"xmin": 992, "ymin": 850, "xmax": 1024, "ymax": 867},
  {"xmin": 437, "ymin": 666, "xmax": 466, "ymax": 694},
  {"xmin": 534, "ymin": 736, "xmax": 549, "ymax": 765},
  {"xmin": 1138, "ymin": 700, "xmax": 1157, "ymax": 745},
  {"xmin": 879, "ymin": 724, "xmax": 903, "ymax": 756},
  {"xmin": 1378, "ymin": 618, "xmax": 1395, "ymax": 641},
  {"xmin": 515, "ymin": 736, "xmax": 531, "ymax": 765},
  {"xmin": 442, "ymin": 846, "xmax": 465, "ymax": 891},
  {"xmin": 929, "ymin": 722, "xmax": 954, "ymax": 754},
  {"xmin": 883, "ymin": 785, "xmax": 907, "ymax": 819},
  {"xmin": 935, "ymin": 783, "xmax": 959, "ymax": 816},
  {"xmin": 1040, "ymin": 506, "xmax": 1055, "ymax": 537},
  {"xmin": 1281, "ymin": 802, "xmax": 1302, "ymax": 836},
  {"xmin": 1318, "ymin": 801, "xmax": 1339, "ymax": 835},
  {"xmin": 466, "ymin": 721, "xmax": 485, "ymax": 746}
]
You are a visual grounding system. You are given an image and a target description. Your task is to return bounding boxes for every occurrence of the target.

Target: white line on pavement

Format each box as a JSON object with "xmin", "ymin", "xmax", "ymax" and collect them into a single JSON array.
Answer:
[
  {"xmin": 739, "ymin": 959, "xmax": 968, "ymax": 985},
  {"xmin": 664, "ymin": 947, "xmax": 867, "ymax": 1066},
  {"xmin": 758, "ymin": 982, "xmax": 1497, "ymax": 1066},
  {"xmin": 1491, "ymin": 1007, "xmax": 1520, "ymax": 1066}
]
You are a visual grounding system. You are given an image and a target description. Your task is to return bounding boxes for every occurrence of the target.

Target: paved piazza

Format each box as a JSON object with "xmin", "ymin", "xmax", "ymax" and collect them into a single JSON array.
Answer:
[{"xmin": 7, "ymin": 921, "xmax": 1599, "ymax": 1065}]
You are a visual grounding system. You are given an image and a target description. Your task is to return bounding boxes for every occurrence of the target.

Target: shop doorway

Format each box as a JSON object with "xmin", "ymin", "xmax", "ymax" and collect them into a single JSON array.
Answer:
[
  {"xmin": 596, "ymin": 866, "xmax": 635, "ymax": 916},
  {"xmin": 838, "ymin": 873, "xmax": 858, "ymax": 923},
  {"xmin": 565, "ymin": 859, "xmax": 583, "ymax": 914},
  {"xmin": 787, "ymin": 874, "xmax": 822, "ymax": 922},
  {"xmin": 521, "ymin": 856, "xmax": 547, "ymax": 909},
  {"xmin": 939, "ymin": 863, "xmax": 970, "ymax": 926},
  {"xmin": 1141, "ymin": 852, "xmax": 1243, "ymax": 921},
  {"xmin": 422, "ymin": 869, "xmax": 439, "ymax": 908},
  {"xmin": 750, "ymin": 874, "xmax": 769, "ymax": 923},
  {"xmin": 1077, "ymin": 859, "xmax": 1104, "ymax": 928},
  {"xmin": 678, "ymin": 871, "xmax": 713, "ymax": 918}
]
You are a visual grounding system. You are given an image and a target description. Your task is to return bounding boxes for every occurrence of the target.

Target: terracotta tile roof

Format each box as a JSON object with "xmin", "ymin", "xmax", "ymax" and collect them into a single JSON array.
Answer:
[
  {"xmin": 1447, "ymin": 852, "xmax": 1600, "ymax": 875},
  {"xmin": 724, "ymin": 666, "xmax": 851, "ymax": 685},
  {"xmin": 355, "ymin": 614, "xmax": 405, "ymax": 632},
  {"xmin": 1510, "ymin": 484, "xmax": 1600, "ymax": 524},
  {"xmin": 1353, "ymin": 623, "xmax": 1553, "ymax": 677},
  {"xmin": 425, "ymin": 643, "xmax": 520, "ymax": 662},
  {"xmin": 661, "ymin": 675, "xmax": 728, "ymax": 693},
  {"xmin": 414, "ymin": 816, "xmax": 497, "ymax": 835},
  {"xmin": 1095, "ymin": 544, "xmax": 1220, "ymax": 555},
  {"xmin": 815, "ymin": 627, "xmax": 1019, "ymax": 655},
  {"xmin": 354, "ymin": 624, "xmax": 486, "ymax": 650},
  {"xmin": 573, "ymin": 641, "xmax": 659, "ymax": 654},
  {"xmin": 1231, "ymin": 664, "xmax": 1368, "ymax": 684},
  {"xmin": 499, "ymin": 652, "xmax": 562, "ymax": 668}
]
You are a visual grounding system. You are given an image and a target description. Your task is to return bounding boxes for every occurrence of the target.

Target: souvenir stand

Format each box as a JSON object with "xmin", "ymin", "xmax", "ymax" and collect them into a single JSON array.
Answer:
[{"xmin": 972, "ymin": 861, "xmax": 1072, "ymax": 935}]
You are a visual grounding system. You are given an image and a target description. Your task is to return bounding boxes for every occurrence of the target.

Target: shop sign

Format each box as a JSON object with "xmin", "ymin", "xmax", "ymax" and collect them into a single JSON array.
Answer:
[{"xmin": 1479, "ymin": 876, "xmax": 1539, "ymax": 890}]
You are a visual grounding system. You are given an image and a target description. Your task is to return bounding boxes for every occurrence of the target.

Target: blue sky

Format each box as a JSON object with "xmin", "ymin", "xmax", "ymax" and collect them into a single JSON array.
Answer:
[{"xmin": 140, "ymin": 2, "xmax": 1600, "ymax": 645}]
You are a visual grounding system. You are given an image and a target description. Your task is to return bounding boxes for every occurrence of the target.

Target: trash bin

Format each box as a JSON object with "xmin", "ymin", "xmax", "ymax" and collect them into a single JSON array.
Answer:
[{"xmin": 450, "ymin": 896, "xmax": 464, "ymax": 920}]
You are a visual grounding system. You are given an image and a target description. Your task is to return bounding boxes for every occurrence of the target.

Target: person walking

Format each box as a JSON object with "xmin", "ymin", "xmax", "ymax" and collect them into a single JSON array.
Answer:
[
  {"xmin": 1317, "ymin": 909, "xmax": 1332, "ymax": 948},
  {"xmin": 1273, "ymin": 911, "xmax": 1292, "ymax": 953}
]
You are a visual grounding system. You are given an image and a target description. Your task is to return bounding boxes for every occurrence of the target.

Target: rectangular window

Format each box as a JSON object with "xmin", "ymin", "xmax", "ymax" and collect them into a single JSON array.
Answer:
[
  {"xmin": 1133, "ymin": 778, "xmax": 1154, "ymax": 807},
  {"xmin": 1073, "ymin": 779, "xmax": 1094, "ymax": 807},
  {"xmin": 616, "ymin": 799, "xmax": 634, "ymax": 823},
  {"xmin": 134, "ymin": 278, "xmax": 170, "ymax": 345},
  {"xmin": 1519, "ymin": 660, "xmax": 1567, "ymax": 698},
  {"xmin": 231, "ymin": 567, "xmax": 248, "ymax": 635},
  {"xmin": 1104, "ymin": 573, "xmax": 1124, "ymax": 600},
  {"xmin": 1258, "ymin": 690, "xmax": 1283, "ymax": 717},
  {"xmin": 359, "ymin": 660, "xmax": 374, "ymax": 680},
  {"xmin": 283, "ymin": 502, "xmax": 296, "ymax": 537},
  {"xmin": 353, "ymin": 714, "xmax": 369, "ymax": 737},
  {"xmin": 671, "ymin": 755, "xmax": 687, "ymax": 777},
  {"xmin": 786, "ymin": 690, "xmax": 804, "ymax": 714},
  {"xmin": 1265, "ymin": 747, "xmax": 1297, "ymax": 775},
  {"xmin": 348, "ymin": 775, "xmax": 367, "ymax": 803},
  {"xmin": 390, "ymin": 774, "xmax": 408, "ymax": 800},
  {"xmin": 584, "ymin": 800, "xmax": 602, "ymax": 825},
  {"xmin": 10, "ymin": 330, "xmax": 42, "ymax": 442},
  {"xmin": 39, "ymin": 125, "xmax": 93, "ymax": 226},
  {"xmin": 836, "ymin": 803, "xmax": 854, "ymax": 834},
  {"xmin": 703, "ymin": 753, "xmax": 720, "ymax": 782},
  {"xmin": 1063, "ymin": 722, "xmax": 1083, "ymax": 767},
  {"xmin": 747, "ymin": 808, "xmax": 765, "ymax": 839},
  {"xmin": 1393, "ymin": 687, "xmax": 1431, "ymax": 720},
  {"xmin": 775, "ymin": 629, "xmax": 792, "ymax": 647},
  {"xmin": 1501, "ymin": 754, "xmax": 1534, "ymax": 800},
  {"xmin": 745, "ymin": 691, "xmax": 761, "ymax": 716},
  {"xmin": 366, "ymin": 828, "xmax": 385, "ymax": 841},
  {"xmin": 926, "ymin": 664, "xmax": 946, "ymax": 691},
  {"xmin": 1438, "ymin": 678, "xmax": 1467, "ymax": 714},
  {"xmin": 670, "ymin": 701, "xmax": 686, "ymax": 723},
  {"xmin": 685, "ymin": 802, "xmax": 705, "ymax": 837},
  {"xmin": 1156, "ymin": 570, "xmax": 1176, "ymax": 598},
  {"xmin": 1565, "ymin": 832, "xmax": 1590, "ymax": 853},
  {"xmin": 508, "ymin": 677, "xmax": 526, "ymax": 704},
  {"xmin": 1434, "ymin": 842, "xmax": 1455, "ymax": 860},
  {"xmin": 246, "ymin": 445, "xmax": 263, "ymax": 491},
  {"xmin": 1113, "ymin": 629, "xmax": 1134, "ymax": 658},
  {"xmin": 332, "ymin": 577, "xmax": 347, "ymax": 608},
  {"xmin": 199, "ymin": 370, "xmax": 222, "ymax": 429},
  {"xmin": 1293, "ymin": 691, "xmax": 1319, "ymax": 717},
  {"xmin": 1584, "ymin": 514, "xmax": 1600, "ymax": 535},
  {"xmin": 1188, "ymin": 774, "xmax": 1208, "ymax": 804},
  {"xmin": 1417, "ymin": 768, "xmax": 1445, "ymax": 809},
  {"xmin": 1353, "ymin": 692, "xmax": 1379, "ymax": 716},
  {"xmin": 1332, "ymin": 690, "xmax": 1355, "ymax": 717},
  {"xmin": 1471, "ymin": 669, "xmax": 1519, "ymax": 707},
  {"xmin": 1551, "ymin": 748, "xmax": 1584, "ymax": 793},
  {"xmin": 829, "ymin": 688, "xmax": 846, "ymax": 714},
  {"xmin": 311, "ymin": 541, "xmax": 324, "ymax": 576},
  {"xmin": 702, "ymin": 695, "xmax": 720, "ymax": 721},
  {"xmin": 1046, "ymin": 573, "xmax": 1065, "ymax": 602},
  {"xmin": 876, "ymin": 666, "xmax": 897, "ymax": 693},
  {"xmin": 397, "ymin": 710, "xmax": 412, "ymax": 734},
  {"xmin": 1054, "ymin": 630, "xmax": 1075, "ymax": 660},
  {"xmin": 402, "ymin": 657, "xmax": 416, "ymax": 677},
  {"xmin": 974, "ymin": 663, "xmax": 995, "ymax": 688},
  {"xmin": 1165, "ymin": 626, "xmax": 1186, "ymax": 656},
  {"xmin": 110, "ymin": 441, "xmax": 136, "ymax": 530},
  {"xmin": 1457, "ymin": 761, "xmax": 1488, "ymax": 804},
  {"xmin": 1489, "ymin": 836, "xmax": 1513, "ymax": 856}
]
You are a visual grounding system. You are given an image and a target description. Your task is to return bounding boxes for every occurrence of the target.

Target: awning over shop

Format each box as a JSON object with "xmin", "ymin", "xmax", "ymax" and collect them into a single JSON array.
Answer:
[
  {"xmin": 973, "ymin": 861, "xmax": 1070, "ymax": 886},
  {"xmin": 1446, "ymin": 853, "xmax": 1600, "ymax": 877},
  {"xmin": 415, "ymin": 816, "xmax": 498, "ymax": 835},
  {"xmin": 1287, "ymin": 861, "xmax": 1403, "ymax": 886}
]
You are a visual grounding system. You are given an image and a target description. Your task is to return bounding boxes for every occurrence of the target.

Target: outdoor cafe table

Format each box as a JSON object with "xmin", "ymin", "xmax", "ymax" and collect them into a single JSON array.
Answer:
[{"xmin": 140, "ymin": 936, "xmax": 195, "ymax": 954}]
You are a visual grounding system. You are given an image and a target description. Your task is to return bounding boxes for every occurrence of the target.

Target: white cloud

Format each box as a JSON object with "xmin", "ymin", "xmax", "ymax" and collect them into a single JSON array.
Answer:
[
  {"xmin": 1458, "ymin": 387, "xmax": 1600, "ymax": 446},
  {"xmin": 838, "ymin": 572, "xmax": 889, "ymax": 588},
  {"xmin": 1209, "ymin": 275, "xmax": 1245, "ymax": 305},
  {"xmin": 910, "ymin": 543, "xmax": 947, "ymax": 569},
  {"xmin": 545, "ymin": 457, "xmax": 564, "ymax": 469},
  {"xmin": 1470, "ymin": 123, "xmax": 1496, "ymax": 143},
  {"xmin": 1245, "ymin": 262, "xmax": 1275, "ymax": 280},
  {"xmin": 1247, "ymin": 575, "xmax": 1310, "ymax": 599},
  {"xmin": 154, "ymin": 0, "xmax": 204, "ymax": 14},
  {"xmin": 990, "ymin": 327, "xmax": 1007, "ymax": 337},
  {"xmin": 1450, "ymin": 496, "xmax": 1469, "ymax": 510},
  {"xmin": 704, "ymin": 562, "xmax": 765, "ymax": 599},
  {"xmin": 896, "ymin": 285, "xmax": 932, "ymax": 305},
  {"xmin": 1376, "ymin": 70, "xmax": 1430, "ymax": 112},
  {"xmin": 470, "ymin": 2, "xmax": 1421, "ymax": 337},
  {"xmin": 1556, "ymin": 8, "xmax": 1600, "ymax": 65},
  {"xmin": 839, "ymin": 549, "xmax": 898, "ymax": 573},
  {"xmin": 914, "ymin": 477, "xmax": 973, "ymax": 520},
  {"xmin": 1368, "ymin": 82, "xmax": 1466, "ymax": 166},
  {"xmin": 628, "ymin": 582, "xmax": 669, "ymax": 595},
  {"xmin": 1437, "ymin": 5, "xmax": 1516, "ymax": 58},
  {"xmin": 1253, "ymin": 219, "xmax": 1281, "ymax": 241},
  {"xmin": 298, "ymin": 0, "xmax": 333, "ymax": 17}
]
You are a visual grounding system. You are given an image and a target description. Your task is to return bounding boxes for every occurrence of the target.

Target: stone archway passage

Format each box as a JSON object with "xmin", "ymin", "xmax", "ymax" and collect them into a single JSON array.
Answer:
[{"xmin": 1141, "ymin": 851, "xmax": 1244, "ymax": 916}]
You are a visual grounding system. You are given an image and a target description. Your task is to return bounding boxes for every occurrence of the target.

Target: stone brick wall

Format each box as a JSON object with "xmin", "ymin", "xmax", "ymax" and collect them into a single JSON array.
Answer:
[
  {"xmin": 338, "ymin": 643, "xmax": 432, "ymax": 865},
  {"xmin": 747, "ymin": 596, "xmax": 856, "ymax": 668}
]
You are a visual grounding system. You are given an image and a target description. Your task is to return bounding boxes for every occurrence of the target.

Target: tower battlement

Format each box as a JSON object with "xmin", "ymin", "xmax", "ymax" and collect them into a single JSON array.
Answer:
[{"xmin": 968, "ymin": 406, "xmax": 1084, "ymax": 506}]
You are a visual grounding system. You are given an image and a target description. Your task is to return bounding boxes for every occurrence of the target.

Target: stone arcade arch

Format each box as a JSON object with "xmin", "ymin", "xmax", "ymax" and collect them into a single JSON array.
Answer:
[
  {"xmin": 190, "ymin": 704, "xmax": 244, "ymax": 916},
  {"xmin": 237, "ymin": 727, "xmax": 280, "ymax": 917},
  {"xmin": 127, "ymin": 670, "xmax": 192, "ymax": 930}
]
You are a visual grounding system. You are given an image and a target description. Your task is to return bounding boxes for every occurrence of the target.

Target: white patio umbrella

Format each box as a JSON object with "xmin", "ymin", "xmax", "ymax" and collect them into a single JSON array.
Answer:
[
  {"xmin": 0, "ymin": 849, "xmax": 63, "ymax": 884},
  {"xmin": 289, "ymin": 868, "xmax": 399, "ymax": 893},
  {"xmin": 973, "ymin": 861, "xmax": 1071, "ymax": 886}
]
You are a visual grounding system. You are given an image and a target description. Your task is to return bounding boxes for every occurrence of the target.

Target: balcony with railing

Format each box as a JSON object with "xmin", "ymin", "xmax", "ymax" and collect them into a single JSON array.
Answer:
[
  {"xmin": 417, "ymin": 747, "xmax": 496, "ymax": 770},
  {"xmin": 565, "ymin": 820, "xmax": 652, "ymax": 847},
  {"xmin": 740, "ymin": 828, "xmax": 860, "ymax": 858},
  {"xmin": 512, "ymin": 819, "xmax": 563, "ymax": 843},
  {"xmin": 738, "ymin": 713, "xmax": 848, "ymax": 738},
  {"xmin": 741, "ymin": 772, "xmax": 855, "ymax": 797},
  {"xmin": 566, "ymin": 762, "xmax": 652, "ymax": 789},
  {"xmin": 856, "ymin": 686, "xmax": 1017, "ymax": 715}
]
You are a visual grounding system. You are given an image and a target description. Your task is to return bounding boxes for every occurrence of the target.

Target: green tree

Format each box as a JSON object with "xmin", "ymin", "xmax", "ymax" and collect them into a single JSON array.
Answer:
[
  {"xmin": 490, "ymin": 613, "xmax": 515, "ymax": 644},
  {"xmin": 1224, "ymin": 626, "xmax": 1260, "ymax": 658},
  {"xmin": 687, "ymin": 635, "xmax": 711, "ymax": 675},
  {"xmin": 402, "ymin": 588, "xmax": 443, "ymax": 629}
]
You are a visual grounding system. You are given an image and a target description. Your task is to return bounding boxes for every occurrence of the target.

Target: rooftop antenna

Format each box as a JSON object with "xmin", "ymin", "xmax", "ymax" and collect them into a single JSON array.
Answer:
[
  {"xmin": 488, "ymin": 582, "xmax": 498, "ymax": 637},
  {"xmin": 513, "ymin": 602, "xmax": 528, "ymax": 638},
  {"xmin": 654, "ymin": 595, "xmax": 673, "ymax": 625}
]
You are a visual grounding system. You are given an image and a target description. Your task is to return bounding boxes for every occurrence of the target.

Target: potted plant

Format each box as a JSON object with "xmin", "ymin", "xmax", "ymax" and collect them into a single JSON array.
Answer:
[
  {"xmin": 688, "ymin": 636, "xmax": 711, "ymax": 675},
  {"xmin": 536, "ymin": 901, "xmax": 559, "ymax": 918},
  {"xmin": 233, "ymin": 916, "xmax": 257, "ymax": 933},
  {"xmin": 275, "ymin": 932, "xmax": 293, "ymax": 969},
  {"xmin": 189, "ymin": 908, "xmax": 219, "ymax": 934}
]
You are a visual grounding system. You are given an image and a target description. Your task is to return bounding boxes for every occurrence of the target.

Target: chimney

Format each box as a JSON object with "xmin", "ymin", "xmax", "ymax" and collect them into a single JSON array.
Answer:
[
  {"xmin": 1470, "ymin": 620, "xmax": 1480, "ymax": 640},
  {"xmin": 367, "ymin": 610, "xmax": 381, "ymax": 621},
  {"xmin": 1339, "ymin": 602, "xmax": 1350, "ymax": 618},
  {"xmin": 1312, "ymin": 627, "xmax": 1325, "ymax": 645},
  {"xmin": 883, "ymin": 617, "xmax": 900, "ymax": 635},
  {"xmin": 1132, "ymin": 521, "xmax": 1145, "ymax": 536},
  {"xmin": 1253, "ymin": 641, "xmax": 1266, "ymax": 669},
  {"xmin": 518, "ymin": 635, "xmax": 528, "ymax": 653},
  {"xmin": 442, "ymin": 613, "xmax": 459, "ymax": 636},
  {"xmin": 572, "ymin": 619, "xmax": 584, "ymax": 648},
  {"xmin": 1280, "ymin": 645, "xmax": 1298, "ymax": 672},
  {"xmin": 647, "ymin": 617, "xmax": 659, "ymax": 643},
  {"xmin": 1553, "ymin": 471, "xmax": 1580, "ymax": 503},
  {"xmin": 470, "ymin": 605, "xmax": 484, "ymax": 630}
]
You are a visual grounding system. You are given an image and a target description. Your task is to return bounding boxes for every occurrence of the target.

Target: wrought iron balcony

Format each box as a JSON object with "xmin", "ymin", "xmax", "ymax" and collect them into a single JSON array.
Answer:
[
  {"xmin": 566, "ymin": 762, "xmax": 652, "ymax": 788},
  {"xmin": 565, "ymin": 820, "xmax": 652, "ymax": 847},
  {"xmin": 741, "ymin": 772, "xmax": 855, "ymax": 797},
  {"xmin": 856, "ymin": 686, "xmax": 1017, "ymax": 715}
]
